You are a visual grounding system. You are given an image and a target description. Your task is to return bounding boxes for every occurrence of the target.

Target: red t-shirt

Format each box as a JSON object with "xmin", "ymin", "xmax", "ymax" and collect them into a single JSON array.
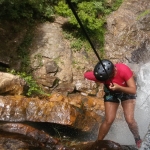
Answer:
[{"xmin": 84, "ymin": 63, "xmax": 133, "ymax": 87}]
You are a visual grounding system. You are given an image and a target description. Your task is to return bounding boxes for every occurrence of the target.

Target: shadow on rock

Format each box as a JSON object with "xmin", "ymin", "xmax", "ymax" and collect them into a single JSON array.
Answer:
[
  {"xmin": 90, "ymin": 140, "xmax": 122, "ymax": 150},
  {"xmin": 69, "ymin": 140, "xmax": 123, "ymax": 150}
]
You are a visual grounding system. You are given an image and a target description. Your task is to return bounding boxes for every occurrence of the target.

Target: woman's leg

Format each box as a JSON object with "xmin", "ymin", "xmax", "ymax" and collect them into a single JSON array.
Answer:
[
  {"xmin": 121, "ymin": 99, "xmax": 141, "ymax": 141},
  {"xmin": 97, "ymin": 102, "xmax": 119, "ymax": 140}
]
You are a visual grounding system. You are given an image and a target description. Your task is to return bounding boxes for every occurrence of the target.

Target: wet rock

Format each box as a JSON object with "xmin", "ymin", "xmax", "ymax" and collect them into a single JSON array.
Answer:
[
  {"xmin": 0, "ymin": 130, "xmax": 46, "ymax": 150},
  {"xmin": 121, "ymin": 145, "xmax": 138, "ymax": 150},
  {"xmin": 91, "ymin": 140, "xmax": 122, "ymax": 150},
  {"xmin": 0, "ymin": 123, "xmax": 58, "ymax": 145},
  {"xmin": 69, "ymin": 140, "xmax": 123, "ymax": 150},
  {"xmin": 0, "ymin": 94, "xmax": 103, "ymax": 132},
  {"xmin": 131, "ymin": 40, "xmax": 150, "ymax": 64},
  {"xmin": 140, "ymin": 124, "xmax": 150, "ymax": 149},
  {"xmin": 0, "ymin": 123, "xmax": 72, "ymax": 150}
]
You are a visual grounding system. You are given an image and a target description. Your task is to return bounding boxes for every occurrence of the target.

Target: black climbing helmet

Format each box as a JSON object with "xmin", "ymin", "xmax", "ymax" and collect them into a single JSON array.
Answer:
[{"xmin": 94, "ymin": 59, "xmax": 114, "ymax": 81}]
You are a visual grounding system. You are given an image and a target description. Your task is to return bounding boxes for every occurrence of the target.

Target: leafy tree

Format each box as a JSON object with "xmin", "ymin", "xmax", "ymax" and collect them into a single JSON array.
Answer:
[{"xmin": 0, "ymin": 0, "xmax": 58, "ymax": 21}]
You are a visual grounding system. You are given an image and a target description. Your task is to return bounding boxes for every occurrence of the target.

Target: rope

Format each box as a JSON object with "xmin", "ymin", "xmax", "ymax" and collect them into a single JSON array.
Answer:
[
  {"xmin": 66, "ymin": 0, "xmax": 113, "ymax": 85},
  {"xmin": 66, "ymin": 0, "xmax": 101, "ymax": 62}
]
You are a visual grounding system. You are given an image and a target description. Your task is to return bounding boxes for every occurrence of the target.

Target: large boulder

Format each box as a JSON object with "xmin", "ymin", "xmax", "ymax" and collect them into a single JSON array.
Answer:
[
  {"xmin": 0, "ymin": 72, "xmax": 26, "ymax": 95},
  {"xmin": 0, "ymin": 93, "xmax": 103, "ymax": 132}
]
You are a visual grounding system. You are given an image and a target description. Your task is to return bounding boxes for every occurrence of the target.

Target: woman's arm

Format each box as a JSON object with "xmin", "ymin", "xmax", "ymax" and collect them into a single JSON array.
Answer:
[
  {"xmin": 109, "ymin": 76, "xmax": 136, "ymax": 94},
  {"xmin": 84, "ymin": 71, "xmax": 98, "ymax": 82}
]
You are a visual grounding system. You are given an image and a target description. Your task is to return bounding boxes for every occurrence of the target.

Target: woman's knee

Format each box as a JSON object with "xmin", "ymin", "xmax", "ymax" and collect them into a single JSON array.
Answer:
[
  {"xmin": 104, "ymin": 118, "xmax": 115, "ymax": 126},
  {"xmin": 125, "ymin": 117, "xmax": 135, "ymax": 126}
]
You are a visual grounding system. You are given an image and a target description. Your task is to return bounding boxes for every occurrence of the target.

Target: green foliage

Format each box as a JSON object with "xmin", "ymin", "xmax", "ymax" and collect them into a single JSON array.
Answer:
[
  {"xmin": 55, "ymin": 1, "xmax": 106, "ymax": 30},
  {"xmin": 0, "ymin": 0, "xmax": 57, "ymax": 21},
  {"xmin": 55, "ymin": 0, "xmax": 123, "ymax": 54},
  {"xmin": 55, "ymin": 1, "xmax": 72, "ymax": 17},
  {"xmin": 33, "ymin": 54, "xmax": 43, "ymax": 68},
  {"xmin": 76, "ymin": 2, "xmax": 104, "ymax": 30},
  {"xmin": 63, "ymin": 30, "xmax": 91, "ymax": 52},
  {"xmin": 137, "ymin": 9, "xmax": 150, "ymax": 20},
  {"xmin": 111, "ymin": 0, "xmax": 123, "ymax": 11},
  {"xmin": 71, "ymin": 38, "xmax": 83, "ymax": 51},
  {"xmin": 7, "ymin": 69, "xmax": 47, "ymax": 96}
]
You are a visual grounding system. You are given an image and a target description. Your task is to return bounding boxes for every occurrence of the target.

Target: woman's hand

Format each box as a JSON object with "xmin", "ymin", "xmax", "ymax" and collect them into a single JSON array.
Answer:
[
  {"xmin": 109, "ymin": 76, "xmax": 136, "ymax": 94},
  {"xmin": 109, "ymin": 83, "xmax": 120, "ymax": 91}
]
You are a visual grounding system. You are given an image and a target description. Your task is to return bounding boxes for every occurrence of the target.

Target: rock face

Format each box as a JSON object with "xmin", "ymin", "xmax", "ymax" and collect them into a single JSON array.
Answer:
[
  {"xmin": 29, "ymin": 17, "xmax": 99, "ymax": 95},
  {"xmin": 105, "ymin": 0, "xmax": 150, "ymax": 65},
  {"xmin": 0, "ymin": 123, "xmax": 60, "ymax": 149},
  {"xmin": 0, "ymin": 93, "xmax": 103, "ymax": 132},
  {"xmin": 29, "ymin": 18, "xmax": 74, "ymax": 94}
]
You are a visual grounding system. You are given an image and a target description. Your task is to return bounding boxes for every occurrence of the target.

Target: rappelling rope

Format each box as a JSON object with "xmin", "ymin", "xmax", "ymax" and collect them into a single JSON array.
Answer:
[
  {"xmin": 66, "ymin": 0, "xmax": 101, "ymax": 62},
  {"xmin": 66, "ymin": 0, "xmax": 113, "ymax": 85}
]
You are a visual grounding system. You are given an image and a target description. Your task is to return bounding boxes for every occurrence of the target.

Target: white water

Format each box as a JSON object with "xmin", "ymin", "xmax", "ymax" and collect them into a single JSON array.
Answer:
[{"xmin": 104, "ymin": 62, "xmax": 150, "ymax": 146}]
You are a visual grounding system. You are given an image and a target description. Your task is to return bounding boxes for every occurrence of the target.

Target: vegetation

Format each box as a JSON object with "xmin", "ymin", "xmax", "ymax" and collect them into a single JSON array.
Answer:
[
  {"xmin": 7, "ymin": 69, "xmax": 46, "ymax": 96},
  {"xmin": 137, "ymin": 9, "xmax": 150, "ymax": 20},
  {"xmin": 0, "ymin": 0, "xmax": 58, "ymax": 22},
  {"xmin": 0, "ymin": 0, "xmax": 123, "ymax": 96},
  {"xmin": 0, "ymin": 0, "xmax": 57, "ymax": 96},
  {"xmin": 55, "ymin": 0, "xmax": 123, "ymax": 54}
]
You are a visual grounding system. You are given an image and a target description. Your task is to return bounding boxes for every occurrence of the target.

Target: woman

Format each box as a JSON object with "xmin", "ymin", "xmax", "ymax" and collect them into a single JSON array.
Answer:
[{"xmin": 84, "ymin": 59, "xmax": 142, "ymax": 148}]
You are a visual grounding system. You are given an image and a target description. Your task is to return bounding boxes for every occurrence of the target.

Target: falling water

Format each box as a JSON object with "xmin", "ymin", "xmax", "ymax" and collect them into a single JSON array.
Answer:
[{"xmin": 102, "ymin": 62, "xmax": 150, "ymax": 146}]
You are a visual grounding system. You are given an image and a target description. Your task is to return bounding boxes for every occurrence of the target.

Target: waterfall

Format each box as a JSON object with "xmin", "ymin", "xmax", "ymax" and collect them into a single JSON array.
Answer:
[
  {"xmin": 136, "ymin": 62, "xmax": 150, "ymax": 149},
  {"xmin": 103, "ymin": 62, "xmax": 150, "ymax": 146}
]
